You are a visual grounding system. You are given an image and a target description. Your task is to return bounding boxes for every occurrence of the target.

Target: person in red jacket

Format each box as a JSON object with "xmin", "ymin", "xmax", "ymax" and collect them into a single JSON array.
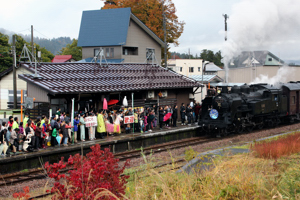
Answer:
[{"xmin": 195, "ymin": 103, "xmax": 202, "ymax": 124}]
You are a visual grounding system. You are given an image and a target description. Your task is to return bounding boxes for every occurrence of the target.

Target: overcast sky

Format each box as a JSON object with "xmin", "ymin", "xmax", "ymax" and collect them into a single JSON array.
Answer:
[{"xmin": 1, "ymin": 0, "xmax": 299, "ymax": 61}]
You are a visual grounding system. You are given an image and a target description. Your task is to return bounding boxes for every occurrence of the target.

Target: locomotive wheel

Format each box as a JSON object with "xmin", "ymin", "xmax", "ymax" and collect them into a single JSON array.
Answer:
[
  {"xmin": 235, "ymin": 125, "xmax": 244, "ymax": 134},
  {"xmin": 222, "ymin": 128, "xmax": 229, "ymax": 136},
  {"xmin": 267, "ymin": 120, "xmax": 274, "ymax": 128},
  {"xmin": 245, "ymin": 125, "xmax": 254, "ymax": 133},
  {"xmin": 257, "ymin": 123, "xmax": 264, "ymax": 130}
]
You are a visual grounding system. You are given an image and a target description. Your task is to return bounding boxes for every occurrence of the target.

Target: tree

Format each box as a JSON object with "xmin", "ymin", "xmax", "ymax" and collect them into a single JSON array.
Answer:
[
  {"xmin": 214, "ymin": 50, "xmax": 223, "ymax": 67},
  {"xmin": 59, "ymin": 39, "xmax": 82, "ymax": 61},
  {"xmin": 199, "ymin": 49, "xmax": 223, "ymax": 66},
  {"xmin": 101, "ymin": 0, "xmax": 185, "ymax": 65},
  {"xmin": 0, "ymin": 32, "xmax": 12, "ymax": 72}
]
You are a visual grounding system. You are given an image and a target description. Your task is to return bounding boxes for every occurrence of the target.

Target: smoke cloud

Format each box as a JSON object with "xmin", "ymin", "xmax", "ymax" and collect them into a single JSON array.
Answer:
[
  {"xmin": 222, "ymin": 0, "xmax": 300, "ymax": 83},
  {"xmin": 250, "ymin": 66, "xmax": 295, "ymax": 86}
]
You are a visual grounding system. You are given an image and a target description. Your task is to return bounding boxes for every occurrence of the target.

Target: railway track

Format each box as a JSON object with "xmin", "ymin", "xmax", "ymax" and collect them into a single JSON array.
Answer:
[{"xmin": 0, "ymin": 136, "xmax": 212, "ymax": 188}]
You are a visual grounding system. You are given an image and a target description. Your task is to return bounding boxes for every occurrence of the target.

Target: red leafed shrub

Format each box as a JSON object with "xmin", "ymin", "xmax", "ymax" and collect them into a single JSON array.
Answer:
[
  {"xmin": 250, "ymin": 131, "xmax": 300, "ymax": 160},
  {"xmin": 13, "ymin": 186, "xmax": 30, "ymax": 199},
  {"xmin": 44, "ymin": 144, "xmax": 130, "ymax": 200}
]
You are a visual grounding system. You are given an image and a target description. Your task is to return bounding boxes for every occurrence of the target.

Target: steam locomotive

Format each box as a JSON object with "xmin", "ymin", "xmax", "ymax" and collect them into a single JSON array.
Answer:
[{"xmin": 199, "ymin": 82, "xmax": 300, "ymax": 136}]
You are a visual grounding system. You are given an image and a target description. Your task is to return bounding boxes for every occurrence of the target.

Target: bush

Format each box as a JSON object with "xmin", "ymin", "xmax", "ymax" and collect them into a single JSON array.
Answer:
[
  {"xmin": 44, "ymin": 144, "xmax": 130, "ymax": 200},
  {"xmin": 250, "ymin": 131, "xmax": 300, "ymax": 160}
]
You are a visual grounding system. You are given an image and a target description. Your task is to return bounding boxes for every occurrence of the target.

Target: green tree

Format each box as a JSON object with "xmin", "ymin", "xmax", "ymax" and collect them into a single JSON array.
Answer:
[
  {"xmin": 214, "ymin": 50, "xmax": 223, "ymax": 67},
  {"xmin": 0, "ymin": 32, "xmax": 12, "ymax": 72},
  {"xmin": 59, "ymin": 39, "xmax": 82, "ymax": 61}
]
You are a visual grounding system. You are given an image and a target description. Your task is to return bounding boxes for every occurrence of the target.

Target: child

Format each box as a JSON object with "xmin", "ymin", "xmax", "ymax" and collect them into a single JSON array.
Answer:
[{"xmin": 125, "ymin": 124, "xmax": 131, "ymax": 134}]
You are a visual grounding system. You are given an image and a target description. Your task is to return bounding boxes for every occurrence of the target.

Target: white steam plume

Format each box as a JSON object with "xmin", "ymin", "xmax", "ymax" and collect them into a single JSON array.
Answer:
[
  {"xmin": 250, "ymin": 66, "xmax": 295, "ymax": 86},
  {"xmin": 222, "ymin": 0, "xmax": 300, "ymax": 83}
]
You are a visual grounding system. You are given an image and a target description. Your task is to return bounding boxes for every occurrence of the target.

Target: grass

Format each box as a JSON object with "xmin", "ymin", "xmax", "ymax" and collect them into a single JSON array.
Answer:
[{"xmin": 125, "ymin": 153, "xmax": 300, "ymax": 200}]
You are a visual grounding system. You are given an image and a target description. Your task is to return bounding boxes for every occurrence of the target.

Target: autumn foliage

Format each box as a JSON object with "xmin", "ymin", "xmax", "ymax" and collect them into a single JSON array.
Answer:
[
  {"xmin": 101, "ymin": 0, "xmax": 185, "ymax": 46},
  {"xmin": 12, "ymin": 186, "xmax": 30, "ymax": 200},
  {"xmin": 44, "ymin": 144, "xmax": 130, "ymax": 200},
  {"xmin": 250, "ymin": 132, "xmax": 300, "ymax": 160}
]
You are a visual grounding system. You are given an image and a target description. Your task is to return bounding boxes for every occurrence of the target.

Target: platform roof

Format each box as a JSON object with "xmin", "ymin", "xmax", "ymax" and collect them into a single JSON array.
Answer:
[{"xmin": 18, "ymin": 63, "xmax": 201, "ymax": 95}]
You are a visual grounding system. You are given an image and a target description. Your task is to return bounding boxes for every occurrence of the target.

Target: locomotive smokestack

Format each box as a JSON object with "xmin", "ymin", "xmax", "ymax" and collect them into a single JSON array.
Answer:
[{"xmin": 223, "ymin": 14, "xmax": 229, "ymax": 41}]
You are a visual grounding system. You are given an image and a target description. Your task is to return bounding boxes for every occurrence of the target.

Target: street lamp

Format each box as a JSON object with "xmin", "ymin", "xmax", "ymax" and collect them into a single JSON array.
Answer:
[{"xmin": 201, "ymin": 60, "xmax": 210, "ymax": 101}]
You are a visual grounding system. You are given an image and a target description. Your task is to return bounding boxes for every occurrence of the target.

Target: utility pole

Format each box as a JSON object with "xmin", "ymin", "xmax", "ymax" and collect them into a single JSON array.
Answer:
[
  {"xmin": 31, "ymin": 25, "xmax": 34, "ymax": 61},
  {"xmin": 223, "ymin": 14, "xmax": 229, "ymax": 41},
  {"xmin": 12, "ymin": 35, "xmax": 17, "ymax": 109},
  {"xmin": 163, "ymin": 2, "xmax": 167, "ymax": 68}
]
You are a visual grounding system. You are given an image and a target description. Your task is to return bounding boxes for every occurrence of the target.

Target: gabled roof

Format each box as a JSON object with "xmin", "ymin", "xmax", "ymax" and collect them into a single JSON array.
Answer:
[
  {"xmin": 52, "ymin": 55, "xmax": 74, "ymax": 63},
  {"xmin": 78, "ymin": 8, "xmax": 164, "ymax": 47},
  {"xmin": 230, "ymin": 51, "xmax": 284, "ymax": 68},
  {"xmin": 0, "ymin": 67, "xmax": 13, "ymax": 80},
  {"xmin": 205, "ymin": 63, "xmax": 223, "ymax": 72},
  {"xmin": 189, "ymin": 74, "xmax": 223, "ymax": 83},
  {"xmin": 18, "ymin": 63, "xmax": 201, "ymax": 95}
]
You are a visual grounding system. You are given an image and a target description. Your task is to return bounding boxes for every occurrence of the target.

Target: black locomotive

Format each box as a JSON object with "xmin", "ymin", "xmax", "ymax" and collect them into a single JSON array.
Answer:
[{"xmin": 199, "ymin": 82, "xmax": 300, "ymax": 136}]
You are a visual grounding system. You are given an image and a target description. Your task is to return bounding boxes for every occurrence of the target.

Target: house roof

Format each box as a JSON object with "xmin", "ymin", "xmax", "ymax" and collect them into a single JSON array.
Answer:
[
  {"xmin": 0, "ymin": 67, "xmax": 13, "ymax": 80},
  {"xmin": 78, "ymin": 8, "xmax": 164, "ymax": 47},
  {"xmin": 189, "ymin": 74, "xmax": 223, "ymax": 83},
  {"xmin": 18, "ymin": 63, "xmax": 201, "ymax": 95},
  {"xmin": 52, "ymin": 55, "xmax": 74, "ymax": 63},
  {"xmin": 205, "ymin": 63, "xmax": 223, "ymax": 72},
  {"xmin": 231, "ymin": 51, "xmax": 284, "ymax": 68}
]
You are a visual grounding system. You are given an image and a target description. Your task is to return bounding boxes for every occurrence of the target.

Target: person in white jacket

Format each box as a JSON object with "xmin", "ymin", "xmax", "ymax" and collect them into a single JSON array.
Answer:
[{"xmin": 23, "ymin": 126, "xmax": 34, "ymax": 152}]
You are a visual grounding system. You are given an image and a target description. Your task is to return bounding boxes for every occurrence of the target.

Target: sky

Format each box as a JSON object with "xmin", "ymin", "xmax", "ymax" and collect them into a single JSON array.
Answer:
[{"xmin": 0, "ymin": 0, "xmax": 299, "ymax": 62}]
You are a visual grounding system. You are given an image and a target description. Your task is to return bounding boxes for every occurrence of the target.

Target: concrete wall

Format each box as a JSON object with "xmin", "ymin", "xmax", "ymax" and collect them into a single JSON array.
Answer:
[
  {"xmin": 168, "ymin": 59, "xmax": 203, "ymax": 76},
  {"xmin": 27, "ymin": 82, "xmax": 50, "ymax": 102},
  {"xmin": 217, "ymin": 66, "xmax": 300, "ymax": 84},
  {"xmin": 0, "ymin": 68, "xmax": 31, "ymax": 109},
  {"xmin": 123, "ymin": 19, "xmax": 161, "ymax": 63}
]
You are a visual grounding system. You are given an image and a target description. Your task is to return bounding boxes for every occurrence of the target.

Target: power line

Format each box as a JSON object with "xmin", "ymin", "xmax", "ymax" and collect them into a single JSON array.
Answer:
[
  {"xmin": 33, "ymin": 28, "xmax": 50, "ymax": 39},
  {"xmin": 16, "ymin": 28, "xmax": 31, "ymax": 34}
]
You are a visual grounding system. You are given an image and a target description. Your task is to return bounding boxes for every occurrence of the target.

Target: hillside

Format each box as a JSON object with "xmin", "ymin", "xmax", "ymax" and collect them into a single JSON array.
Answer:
[{"xmin": 0, "ymin": 28, "xmax": 72, "ymax": 55}]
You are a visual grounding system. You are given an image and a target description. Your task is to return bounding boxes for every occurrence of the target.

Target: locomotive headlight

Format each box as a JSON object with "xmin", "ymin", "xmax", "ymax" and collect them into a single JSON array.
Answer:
[{"xmin": 209, "ymin": 109, "xmax": 219, "ymax": 119}]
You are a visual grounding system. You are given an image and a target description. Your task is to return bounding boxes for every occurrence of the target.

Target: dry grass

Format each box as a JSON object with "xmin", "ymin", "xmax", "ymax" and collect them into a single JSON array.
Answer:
[
  {"xmin": 126, "ymin": 153, "xmax": 300, "ymax": 200},
  {"xmin": 251, "ymin": 131, "xmax": 300, "ymax": 160}
]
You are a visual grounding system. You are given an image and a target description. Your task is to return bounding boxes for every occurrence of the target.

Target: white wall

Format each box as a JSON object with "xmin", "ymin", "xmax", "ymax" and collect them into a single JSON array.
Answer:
[
  {"xmin": 168, "ymin": 59, "xmax": 203, "ymax": 76},
  {"xmin": 0, "ymin": 68, "xmax": 30, "ymax": 109}
]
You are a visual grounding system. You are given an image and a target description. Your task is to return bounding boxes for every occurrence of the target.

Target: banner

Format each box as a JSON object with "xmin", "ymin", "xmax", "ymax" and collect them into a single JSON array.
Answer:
[
  {"xmin": 124, "ymin": 115, "xmax": 134, "ymax": 124},
  {"xmin": 85, "ymin": 116, "xmax": 97, "ymax": 127}
]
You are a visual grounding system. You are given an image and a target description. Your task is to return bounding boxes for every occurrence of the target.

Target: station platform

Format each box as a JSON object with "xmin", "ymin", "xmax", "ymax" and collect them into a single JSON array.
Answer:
[{"xmin": 0, "ymin": 124, "xmax": 200, "ymax": 174}]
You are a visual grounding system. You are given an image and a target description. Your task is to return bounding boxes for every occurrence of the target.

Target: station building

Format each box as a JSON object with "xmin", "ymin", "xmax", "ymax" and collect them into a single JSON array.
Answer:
[{"xmin": 17, "ymin": 62, "xmax": 201, "ymax": 118}]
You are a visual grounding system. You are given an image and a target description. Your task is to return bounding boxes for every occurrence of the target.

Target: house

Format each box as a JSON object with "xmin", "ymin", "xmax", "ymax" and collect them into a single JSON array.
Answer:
[
  {"xmin": 229, "ymin": 51, "xmax": 284, "ymax": 68},
  {"xmin": 167, "ymin": 59, "xmax": 203, "ymax": 76},
  {"xmin": 77, "ymin": 8, "xmax": 164, "ymax": 64},
  {"xmin": 52, "ymin": 55, "xmax": 77, "ymax": 63},
  {"xmin": 217, "ymin": 51, "xmax": 290, "ymax": 84},
  {"xmin": 0, "ymin": 67, "xmax": 30, "ymax": 110},
  {"xmin": 18, "ymin": 62, "xmax": 201, "ymax": 117}
]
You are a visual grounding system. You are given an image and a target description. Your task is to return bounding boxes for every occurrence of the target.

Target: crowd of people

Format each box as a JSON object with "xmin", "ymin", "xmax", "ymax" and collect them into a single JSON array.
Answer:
[{"xmin": 0, "ymin": 101, "xmax": 201, "ymax": 157}]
